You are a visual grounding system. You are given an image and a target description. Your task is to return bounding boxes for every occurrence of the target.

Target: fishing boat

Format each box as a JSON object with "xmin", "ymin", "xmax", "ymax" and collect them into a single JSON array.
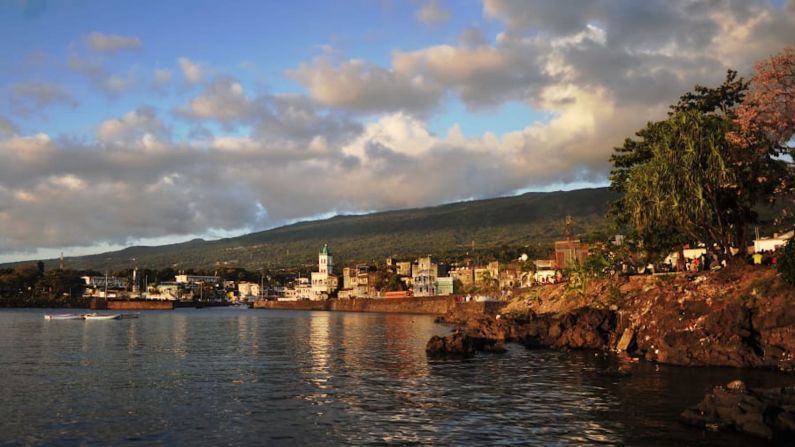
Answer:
[
  {"xmin": 83, "ymin": 313, "xmax": 121, "ymax": 320},
  {"xmin": 44, "ymin": 313, "xmax": 85, "ymax": 320}
]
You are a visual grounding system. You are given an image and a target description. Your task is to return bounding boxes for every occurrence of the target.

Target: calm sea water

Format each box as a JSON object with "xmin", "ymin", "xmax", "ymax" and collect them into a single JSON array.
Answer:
[{"xmin": 1, "ymin": 308, "xmax": 793, "ymax": 446}]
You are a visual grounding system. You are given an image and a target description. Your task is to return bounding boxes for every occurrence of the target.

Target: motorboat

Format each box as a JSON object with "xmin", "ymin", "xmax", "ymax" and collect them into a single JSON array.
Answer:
[
  {"xmin": 83, "ymin": 313, "xmax": 121, "ymax": 320},
  {"xmin": 44, "ymin": 313, "xmax": 85, "ymax": 320}
]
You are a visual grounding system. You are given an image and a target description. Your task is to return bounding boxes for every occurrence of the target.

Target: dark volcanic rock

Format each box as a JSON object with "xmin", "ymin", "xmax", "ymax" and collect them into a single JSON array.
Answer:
[
  {"xmin": 426, "ymin": 331, "xmax": 475, "ymax": 356},
  {"xmin": 425, "ymin": 329, "xmax": 505, "ymax": 357},
  {"xmin": 681, "ymin": 381, "xmax": 795, "ymax": 440},
  {"xmin": 515, "ymin": 307, "xmax": 617, "ymax": 350}
]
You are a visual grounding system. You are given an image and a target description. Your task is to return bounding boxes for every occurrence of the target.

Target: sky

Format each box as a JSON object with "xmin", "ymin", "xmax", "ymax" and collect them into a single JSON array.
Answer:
[{"xmin": 1, "ymin": 0, "xmax": 794, "ymax": 263}]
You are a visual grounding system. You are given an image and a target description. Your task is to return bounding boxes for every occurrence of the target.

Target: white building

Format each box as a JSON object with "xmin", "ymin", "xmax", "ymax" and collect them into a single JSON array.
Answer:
[
  {"xmin": 238, "ymin": 281, "xmax": 261, "ymax": 300},
  {"xmin": 310, "ymin": 244, "xmax": 336, "ymax": 300},
  {"xmin": 412, "ymin": 256, "xmax": 438, "ymax": 297},
  {"xmin": 297, "ymin": 277, "xmax": 313, "ymax": 300},
  {"xmin": 82, "ymin": 276, "xmax": 127, "ymax": 290},
  {"xmin": 754, "ymin": 230, "xmax": 793, "ymax": 253},
  {"xmin": 435, "ymin": 277, "xmax": 453, "ymax": 296},
  {"xmin": 175, "ymin": 274, "xmax": 220, "ymax": 285}
]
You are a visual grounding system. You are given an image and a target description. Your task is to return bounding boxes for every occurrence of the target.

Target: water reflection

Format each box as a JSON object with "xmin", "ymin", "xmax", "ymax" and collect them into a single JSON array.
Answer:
[{"xmin": 1, "ymin": 308, "xmax": 794, "ymax": 446}]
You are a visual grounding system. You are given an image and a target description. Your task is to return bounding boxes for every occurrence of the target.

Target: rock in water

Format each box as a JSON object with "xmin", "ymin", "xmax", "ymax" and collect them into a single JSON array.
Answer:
[
  {"xmin": 681, "ymin": 381, "xmax": 795, "ymax": 440},
  {"xmin": 426, "ymin": 332, "xmax": 475, "ymax": 356},
  {"xmin": 426, "ymin": 324, "xmax": 508, "ymax": 356}
]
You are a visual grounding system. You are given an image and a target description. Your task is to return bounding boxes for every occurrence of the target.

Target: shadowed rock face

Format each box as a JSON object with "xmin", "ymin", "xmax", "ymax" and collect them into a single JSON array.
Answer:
[
  {"xmin": 426, "ymin": 318, "xmax": 507, "ymax": 357},
  {"xmin": 681, "ymin": 381, "xmax": 795, "ymax": 440},
  {"xmin": 426, "ymin": 308, "xmax": 616, "ymax": 355},
  {"xmin": 428, "ymin": 267, "xmax": 795, "ymax": 370}
]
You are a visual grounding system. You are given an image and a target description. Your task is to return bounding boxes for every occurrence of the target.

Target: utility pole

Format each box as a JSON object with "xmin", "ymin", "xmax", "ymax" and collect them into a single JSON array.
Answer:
[
  {"xmin": 260, "ymin": 269, "xmax": 264, "ymax": 300},
  {"xmin": 564, "ymin": 215, "xmax": 573, "ymax": 241}
]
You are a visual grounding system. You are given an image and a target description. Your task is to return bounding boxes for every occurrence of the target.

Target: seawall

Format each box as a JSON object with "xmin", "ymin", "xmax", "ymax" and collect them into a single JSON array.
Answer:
[
  {"xmin": 91, "ymin": 298, "xmax": 174, "ymax": 310},
  {"xmin": 251, "ymin": 296, "xmax": 505, "ymax": 316}
]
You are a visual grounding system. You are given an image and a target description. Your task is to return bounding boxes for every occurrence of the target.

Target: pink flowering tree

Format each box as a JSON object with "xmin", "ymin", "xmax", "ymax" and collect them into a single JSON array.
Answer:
[{"xmin": 734, "ymin": 47, "xmax": 795, "ymax": 154}]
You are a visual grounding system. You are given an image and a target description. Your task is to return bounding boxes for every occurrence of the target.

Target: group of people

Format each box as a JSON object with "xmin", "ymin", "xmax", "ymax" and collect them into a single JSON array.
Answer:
[
  {"xmin": 750, "ymin": 248, "xmax": 782, "ymax": 266},
  {"xmin": 682, "ymin": 252, "xmax": 727, "ymax": 273}
]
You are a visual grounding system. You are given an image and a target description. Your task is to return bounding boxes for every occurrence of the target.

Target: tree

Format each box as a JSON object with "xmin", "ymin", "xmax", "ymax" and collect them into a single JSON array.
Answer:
[
  {"xmin": 38, "ymin": 270, "xmax": 85, "ymax": 299},
  {"xmin": 733, "ymin": 47, "xmax": 795, "ymax": 153},
  {"xmin": 611, "ymin": 66, "xmax": 792, "ymax": 261},
  {"xmin": 620, "ymin": 110, "xmax": 739, "ymax": 257},
  {"xmin": 733, "ymin": 47, "xmax": 795, "ymax": 223},
  {"xmin": 778, "ymin": 239, "xmax": 795, "ymax": 287}
]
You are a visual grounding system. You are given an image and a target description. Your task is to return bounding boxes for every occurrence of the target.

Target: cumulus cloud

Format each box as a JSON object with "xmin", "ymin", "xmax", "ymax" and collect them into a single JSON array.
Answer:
[
  {"xmin": 84, "ymin": 31, "xmax": 142, "ymax": 53},
  {"xmin": 0, "ymin": 88, "xmax": 636, "ymax": 253},
  {"xmin": 288, "ymin": 54, "xmax": 445, "ymax": 115},
  {"xmin": 177, "ymin": 77, "xmax": 363, "ymax": 149},
  {"xmin": 96, "ymin": 107, "xmax": 168, "ymax": 143},
  {"xmin": 9, "ymin": 81, "xmax": 77, "ymax": 116},
  {"xmin": 178, "ymin": 57, "xmax": 203, "ymax": 84},
  {"xmin": 416, "ymin": 0, "xmax": 449, "ymax": 26},
  {"xmin": 177, "ymin": 77, "xmax": 253, "ymax": 124},
  {"xmin": 67, "ymin": 54, "xmax": 136, "ymax": 95},
  {"xmin": 152, "ymin": 68, "xmax": 173, "ymax": 91},
  {"xmin": 2, "ymin": 0, "xmax": 795, "ymax": 256},
  {"xmin": 0, "ymin": 116, "xmax": 19, "ymax": 137}
]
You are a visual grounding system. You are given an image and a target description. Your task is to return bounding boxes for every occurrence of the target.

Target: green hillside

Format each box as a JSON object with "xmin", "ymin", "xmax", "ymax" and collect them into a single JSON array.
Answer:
[
  {"xmin": 39, "ymin": 187, "xmax": 617, "ymax": 272},
  {"xmin": 9, "ymin": 185, "xmax": 792, "ymax": 273}
]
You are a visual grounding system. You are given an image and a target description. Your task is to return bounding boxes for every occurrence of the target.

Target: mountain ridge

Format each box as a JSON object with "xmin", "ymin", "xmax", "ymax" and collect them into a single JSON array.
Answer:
[{"xmin": 8, "ymin": 188, "xmax": 621, "ymax": 271}]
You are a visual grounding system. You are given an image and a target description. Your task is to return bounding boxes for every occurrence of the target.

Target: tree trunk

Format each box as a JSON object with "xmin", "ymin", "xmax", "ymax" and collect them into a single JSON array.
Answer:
[{"xmin": 677, "ymin": 245, "xmax": 686, "ymax": 272}]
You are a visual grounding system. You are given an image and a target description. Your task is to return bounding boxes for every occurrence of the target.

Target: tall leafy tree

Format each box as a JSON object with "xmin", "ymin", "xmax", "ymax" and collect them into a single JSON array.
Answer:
[
  {"xmin": 611, "ymin": 65, "xmax": 792, "ymax": 261},
  {"xmin": 620, "ymin": 110, "xmax": 735, "ymax": 256}
]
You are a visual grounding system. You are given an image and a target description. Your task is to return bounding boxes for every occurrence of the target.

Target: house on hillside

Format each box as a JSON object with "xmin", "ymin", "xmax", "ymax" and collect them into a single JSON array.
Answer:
[
  {"xmin": 450, "ymin": 266, "xmax": 474, "ymax": 289},
  {"xmin": 554, "ymin": 240, "xmax": 589, "ymax": 269},
  {"xmin": 339, "ymin": 264, "xmax": 377, "ymax": 298},
  {"xmin": 412, "ymin": 256, "xmax": 438, "ymax": 297},
  {"xmin": 435, "ymin": 276, "xmax": 454, "ymax": 295}
]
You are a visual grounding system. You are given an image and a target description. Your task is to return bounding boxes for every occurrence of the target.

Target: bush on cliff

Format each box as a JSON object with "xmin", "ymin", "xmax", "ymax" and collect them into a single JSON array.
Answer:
[{"xmin": 778, "ymin": 239, "xmax": 795, "ymax": 287}]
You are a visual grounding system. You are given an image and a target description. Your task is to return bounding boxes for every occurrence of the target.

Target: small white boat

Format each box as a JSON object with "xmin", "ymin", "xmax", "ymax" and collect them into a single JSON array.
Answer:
[
  {"xmin": 83, "ymin": 313, "xmax": 121, "ymax": 320},
  {"xmin": 44, "ymin": 313, "xmax": 85, "ymax": 320}
]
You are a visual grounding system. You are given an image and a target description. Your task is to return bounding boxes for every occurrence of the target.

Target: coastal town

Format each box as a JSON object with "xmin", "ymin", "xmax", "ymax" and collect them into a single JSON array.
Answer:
[
  {"xmin": 3, "ymin": 2, "xmax": 795, "ymax": 445},
  {"xmin": 64, "ymin": 227, "xmax": 792, "ymax": 306}
]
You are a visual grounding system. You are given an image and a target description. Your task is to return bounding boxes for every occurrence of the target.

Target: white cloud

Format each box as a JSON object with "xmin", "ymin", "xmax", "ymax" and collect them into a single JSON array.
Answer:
[
  {"xmin": 177, "ymin": 77, "xmax": 252, "ymax": 124},
  {"xmin": 0, "ymin": 116, "xmax": 18, "ymax": 137},
  {"xmin": 153, "ymin": 68, "xmax": 173, "ymax": 90},
  {"xmin": 67, "ymin": 54, "xmax": 136, "ymax": 95},
  {"xmin": 10, "ymin": 82, "xmax": 77, "ymax": 116},
  {"xmin": 96, "ymin": 107, "xmax": 167, "ymax": 143},
  {"xmin": 84, "ymin": 31, "xmax": 142, "ymax": 53},
  {"xmin": 1, "ymin": 0, "xmax": 794, "ymax": 255},
  {"xmin": 416, "ymin": 0, "xmax": 449, "ymax": 26},
  {"xmin": 288, "ymin": 54, "xmax": 444, "ymax": 115},
  {"xmin": 178, "ymin": 57, "xmax": 203, "ymax": 84}
]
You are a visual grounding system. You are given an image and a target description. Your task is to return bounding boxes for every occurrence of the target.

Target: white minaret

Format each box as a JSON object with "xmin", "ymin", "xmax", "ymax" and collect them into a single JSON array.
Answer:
[{"xmin": 319, "ymin": 244, "xmax": 333, "ymax": 274}]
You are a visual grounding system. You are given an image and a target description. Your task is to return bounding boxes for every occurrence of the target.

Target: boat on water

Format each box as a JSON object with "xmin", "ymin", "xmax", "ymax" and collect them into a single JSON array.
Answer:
[
  {"xmin": 44, "ymin": 313, "xmax": 85, "ymax": 320},
  {"xmin": 119, "ymin": 313, "xmax": 140, "ymax": 319},
  {"xmin": 83, "ymin": 313, "xmax": 121, "ymax": 320}
]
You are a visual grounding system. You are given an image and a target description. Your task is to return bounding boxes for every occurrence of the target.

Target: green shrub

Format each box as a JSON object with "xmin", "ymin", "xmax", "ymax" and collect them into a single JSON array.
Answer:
[{"xmin": 778, "ymin": 239, "xmax": 795, "ymax": 287}]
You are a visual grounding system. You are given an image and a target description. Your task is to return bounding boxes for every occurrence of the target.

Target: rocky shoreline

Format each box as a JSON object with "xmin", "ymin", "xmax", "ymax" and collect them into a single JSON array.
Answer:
[
  {"xmin": 681, "ymin": 380, "xmax": 795, "ymax": 441},
  {"xmin": 427, "ymin": 265, "xmax": 795, "ymax": 439}
]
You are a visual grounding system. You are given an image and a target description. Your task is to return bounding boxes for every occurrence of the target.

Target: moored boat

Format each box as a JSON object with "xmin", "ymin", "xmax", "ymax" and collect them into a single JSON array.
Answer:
[
  {"xmin": 83, "ymin": 313, "xmax": 121, "ymax": 320},
  {"xmin": 44, "ymin": 313, "xmax": 85, "ymax": 320}
]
